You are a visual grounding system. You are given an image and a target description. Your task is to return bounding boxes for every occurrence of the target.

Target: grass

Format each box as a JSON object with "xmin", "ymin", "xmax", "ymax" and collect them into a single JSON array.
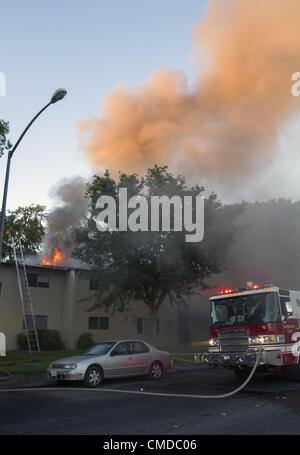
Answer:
[
  {"xmin": 0, "ymin": 351, "xmax": 81, "ymax": 375},
  {"xmin": 0, "ymin": 342, "xmax": 209, "ymax": 375}
]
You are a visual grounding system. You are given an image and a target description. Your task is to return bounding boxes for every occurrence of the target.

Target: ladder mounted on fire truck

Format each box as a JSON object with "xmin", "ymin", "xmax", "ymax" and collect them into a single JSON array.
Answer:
[{"xmin": 10, "ymin": 232, "xmax": 40, "ymax": 354}]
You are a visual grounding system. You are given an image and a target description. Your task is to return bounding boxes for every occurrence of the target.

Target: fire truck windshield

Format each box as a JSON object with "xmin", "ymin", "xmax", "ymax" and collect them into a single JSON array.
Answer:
[{"xmin": 211, "ymin": 292, "xmax": 280, "ymax": 328}]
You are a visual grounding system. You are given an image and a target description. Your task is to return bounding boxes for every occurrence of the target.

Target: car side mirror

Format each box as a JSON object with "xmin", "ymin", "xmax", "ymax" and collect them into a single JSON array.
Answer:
[
  {"xmin": 282, "ymin": 302, "xmax": 293, "ymax": 321},
  {"xmin": 285, "ymin": 301, "xmax": 293, "ymax": 315}
]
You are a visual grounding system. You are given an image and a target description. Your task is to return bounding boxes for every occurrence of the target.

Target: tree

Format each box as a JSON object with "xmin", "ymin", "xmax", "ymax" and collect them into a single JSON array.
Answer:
[
  {"xmin": 2, "ymin": 205, "xmax": 46, "ymax": 261},
  {"xmin": 0, "ymin": 120, "xmax": 12, "ymax": 158},
  {"xmin": 73, "ymin": 166, "xmax": 243, "ymax": 333}
]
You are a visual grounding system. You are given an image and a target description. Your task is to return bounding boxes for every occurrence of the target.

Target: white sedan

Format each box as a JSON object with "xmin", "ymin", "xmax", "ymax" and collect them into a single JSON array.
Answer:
[{"xmin": 47, "ymin": 339, "xmax": 173, "ymax": 387}]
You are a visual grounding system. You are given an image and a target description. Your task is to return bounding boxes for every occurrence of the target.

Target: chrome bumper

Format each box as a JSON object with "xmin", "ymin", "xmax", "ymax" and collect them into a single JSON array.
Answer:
[
  {"xmin": 194, "ymin": 349, "xmax": 283, "ymax": 367},
  {"xmin": 47, "ymin": 368, "xmax": 83, "ymax": 381}
]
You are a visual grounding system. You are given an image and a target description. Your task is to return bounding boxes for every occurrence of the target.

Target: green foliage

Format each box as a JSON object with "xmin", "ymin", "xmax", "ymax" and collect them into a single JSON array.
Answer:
[
  {"xmin": 16, "ymin": 329, "xmax": 65, "ymax": 351},
  {"xmin": 0, "ymin": 119, "xmax": 12, "ymax": 158},
  {"xmin": 2, "ymin": 204, "xmax": 46, "ymax": 261},
  {"xmin": 16, "ymin": 332, "xmax": 27, "ymax": 350},
  {"xmin": 77, "ymin": 332, "xmax": 95, "ymax": 350},
  {"xmin": 74, "ymin": 165, "xmax": 243, "ymax": 317},
  {"xmin": 0, "ymin": 351, "xmax": 81, "ymax": 375}
]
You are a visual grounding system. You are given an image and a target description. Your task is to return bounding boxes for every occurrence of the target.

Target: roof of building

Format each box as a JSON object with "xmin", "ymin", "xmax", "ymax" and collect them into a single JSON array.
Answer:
[{"xmin": 1, "ymin": 261, "xmax": 91, "ymax": 273}]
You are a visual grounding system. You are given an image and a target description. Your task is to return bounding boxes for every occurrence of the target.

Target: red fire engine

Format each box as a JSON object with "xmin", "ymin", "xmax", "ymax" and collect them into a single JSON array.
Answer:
[{"xmin": 201, "ymin": 282, "xmax": 300, "ymax": 379}]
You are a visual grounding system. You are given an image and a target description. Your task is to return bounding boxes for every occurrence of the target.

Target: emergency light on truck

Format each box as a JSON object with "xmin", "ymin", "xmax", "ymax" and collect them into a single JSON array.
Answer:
[
  {"xmin": 217, "ymin": 282, "xmax": 260, "ymax": 295},
  {"xmin": 218, "ymin": 289, "xmax": 233, "ymax": 295}
]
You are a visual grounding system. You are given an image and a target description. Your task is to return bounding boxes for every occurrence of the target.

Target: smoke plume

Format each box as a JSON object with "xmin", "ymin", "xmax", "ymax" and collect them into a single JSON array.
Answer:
[
  {"xmin": 181, "ymin": 199, "xmax": 300, "ymax": 344},
  {"xmin": 216, "ymin": 199, "xmax": 300, "ymax": 290},
  {"xmin": 40, "ymin": 176, "xmax": 89, "ymax": 266},
  {"xmin": 78, "ymin": 0, "xmax": 300, "ymax": 185}
]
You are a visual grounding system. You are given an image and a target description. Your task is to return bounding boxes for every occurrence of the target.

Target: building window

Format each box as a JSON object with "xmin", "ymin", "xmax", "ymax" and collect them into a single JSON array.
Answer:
[
  {"xmin": 88, "ymin": 316, "xmax": 109, "ymax": 330},
  {"xmin": 37, "ymin": 275, "xmax": 49, "ymax": 288},
  {"xmin": 23, "ymin": 315, "xmax": 48, "ymax": 329},
  {"xmin": 137, "ymin": 318, "xmax": 159, "ymax": 335},
  {"xmin": 88, "ymin": 317, "xmax": 98, "ymax": 330},
  {"xmin": 27, "ymin": 273, "xmax": 49, "ymax": 288},
  {"xmin": 27, "ymin": 273, "xmax": 37, "ymax": 287},
  {"xmin": 89, "ymin": 279, "xmax": 99, "ymax": 290},
  {"xmin": 36, "ymin": 316, "xmax": 48, "ymax": 328}
]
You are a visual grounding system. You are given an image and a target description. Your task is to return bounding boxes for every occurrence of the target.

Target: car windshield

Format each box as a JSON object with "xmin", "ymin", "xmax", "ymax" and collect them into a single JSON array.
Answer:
[
  {"xmin": 82, "ymin": 342, "xmax": 117, "ymax": 356},
  {"xmin": 211, "ymin": 292, "xmax": 281, "ymax": 328}
]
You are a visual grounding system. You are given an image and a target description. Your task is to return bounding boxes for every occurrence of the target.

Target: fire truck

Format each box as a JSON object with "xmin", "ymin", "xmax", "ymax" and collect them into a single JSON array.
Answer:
[{"xmin": 201, "ymin": 282, "xmax": 300, "ymax": 380}]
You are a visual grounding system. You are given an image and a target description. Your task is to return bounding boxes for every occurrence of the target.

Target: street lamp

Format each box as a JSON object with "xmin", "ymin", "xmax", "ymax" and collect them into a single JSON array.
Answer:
[
  {"xmin": 0, "ymin": 88, "xmax": 67, "ymax": 260},
  {"xmin": 51, "ymin": 88, "xmax": 67, "ymax": 104}
]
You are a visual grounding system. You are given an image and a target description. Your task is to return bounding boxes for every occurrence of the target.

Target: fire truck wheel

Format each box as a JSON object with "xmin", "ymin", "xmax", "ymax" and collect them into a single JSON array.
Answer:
[
  {"xmin": 233, "ymin": 366, "xmax": 252, "ymax": 380},
  {"xmin": 290, "ymin": 362, "xmax": 300, "ymax": 381}
]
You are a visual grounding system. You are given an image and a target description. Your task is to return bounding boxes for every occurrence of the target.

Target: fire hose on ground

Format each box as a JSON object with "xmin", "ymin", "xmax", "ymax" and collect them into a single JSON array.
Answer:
[
  {"xmin": 0, "ymin": 369, "xmax": 13, "ymax": 381},
  {"xmin": 0, "ymin": 360, "xmax": 42, "ymax": 381},
  {"xmin": 0, "ymin": 350, "xmax": 262, "ymax": 399}
]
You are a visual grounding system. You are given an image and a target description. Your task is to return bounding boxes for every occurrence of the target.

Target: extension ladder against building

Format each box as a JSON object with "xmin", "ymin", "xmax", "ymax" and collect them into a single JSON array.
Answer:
[{"xmin": 10, "ymin": 234, "xmax": 40, "ymax": 354}]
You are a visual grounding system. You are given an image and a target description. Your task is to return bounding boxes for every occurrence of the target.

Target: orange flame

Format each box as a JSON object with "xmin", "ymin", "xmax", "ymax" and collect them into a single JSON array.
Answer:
[{"xmin": 41, "ymin": 248, "xmax": 64, "ymax": 266}]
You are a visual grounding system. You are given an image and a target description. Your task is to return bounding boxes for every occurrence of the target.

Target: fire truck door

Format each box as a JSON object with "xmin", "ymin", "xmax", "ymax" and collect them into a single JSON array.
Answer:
[{"xmin": 280, "ymin": 297, "xmax": 299, "ymax": 360}]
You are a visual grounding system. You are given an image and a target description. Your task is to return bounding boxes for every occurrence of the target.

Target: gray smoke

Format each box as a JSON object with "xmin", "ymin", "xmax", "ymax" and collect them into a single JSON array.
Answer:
[
  {"xmin": 39, "ymin": 171, "xmax": 300, "ymax": 292},
  {"xmin": 180, "ymin": 199, "xmax": 300, "ymax": 344},
  {"xmin": 40, "ymin": 176, "xmax": 89, "ymax": 266},
  {"xmin": 211, "ymin": 199, "xmax": 300, "ymax": 291}
]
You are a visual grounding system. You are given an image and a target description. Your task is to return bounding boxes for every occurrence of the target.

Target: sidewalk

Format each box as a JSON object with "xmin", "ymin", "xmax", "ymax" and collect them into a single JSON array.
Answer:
[{"xmin": 0, "ymin": 372, "xmax": 50, "ymax": 389}]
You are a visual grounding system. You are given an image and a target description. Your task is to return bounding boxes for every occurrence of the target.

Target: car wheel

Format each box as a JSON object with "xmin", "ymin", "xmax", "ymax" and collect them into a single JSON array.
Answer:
[
  {"xmin": 148, "ymin": 361, "xmax": 163, "ymax": 381},
  {"xmin": 84, "ymin": 365, "xmax": 103, "ymax": 388}
]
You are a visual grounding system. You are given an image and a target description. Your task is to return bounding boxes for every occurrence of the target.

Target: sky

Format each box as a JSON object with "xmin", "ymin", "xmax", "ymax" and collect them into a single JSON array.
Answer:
[
  {"xmin": 0, "ymin": 0, "xmax": 206, "ymax": 212},
  {"xmin": 1, "ymin": 0, "xmax": 300, "ymax": 213}
]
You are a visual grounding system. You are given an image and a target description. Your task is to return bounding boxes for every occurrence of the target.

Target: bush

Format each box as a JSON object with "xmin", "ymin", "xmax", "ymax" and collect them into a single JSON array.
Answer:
[
  {"xmin": 16, "ymin": 332, "xmax": 27, "ymax": 350},
  {"xmin": 16, "ymin": 329, "xmax": 65, "ymax": 351},
  {"xmin": 77, "ymin": 332, "xmax": 95, "ymax": 350}
]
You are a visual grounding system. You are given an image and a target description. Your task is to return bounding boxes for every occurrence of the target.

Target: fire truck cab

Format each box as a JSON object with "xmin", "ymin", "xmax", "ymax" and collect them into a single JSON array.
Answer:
[{"xmin": 202, "ymin": 283, "xmax": 300, "ymax": 379}]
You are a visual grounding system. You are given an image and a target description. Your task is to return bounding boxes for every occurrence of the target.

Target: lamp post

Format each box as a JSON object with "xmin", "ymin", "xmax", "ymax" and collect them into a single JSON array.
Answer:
[{"xmin": 0, "ymin": 89, "xmax": 67, "ymax": 260}]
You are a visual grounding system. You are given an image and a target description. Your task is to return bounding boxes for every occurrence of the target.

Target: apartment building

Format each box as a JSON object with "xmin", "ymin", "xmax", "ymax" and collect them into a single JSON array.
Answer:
[{"xmin": 0, "ymin": 263, "xmax": 180, "ymax": 350}]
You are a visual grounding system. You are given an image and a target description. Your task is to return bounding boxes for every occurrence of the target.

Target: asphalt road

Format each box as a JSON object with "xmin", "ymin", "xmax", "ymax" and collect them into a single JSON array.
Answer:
[{"xmin": 1, "ymin": 365, "xmax": 300, "ymax": 435}]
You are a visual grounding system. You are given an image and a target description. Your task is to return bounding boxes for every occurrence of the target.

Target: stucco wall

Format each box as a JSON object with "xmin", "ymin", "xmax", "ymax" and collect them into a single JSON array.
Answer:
[
  {"xmin": 73, "ymin": 273, "xmax": 179, "ymax": 347},
  {"xmin": 0, "ymin": 264, "xmax": 179, "ymax": 350},
  {"xmin": 0, "ymin": 264, "xmax": 69, "ymax": 349}
]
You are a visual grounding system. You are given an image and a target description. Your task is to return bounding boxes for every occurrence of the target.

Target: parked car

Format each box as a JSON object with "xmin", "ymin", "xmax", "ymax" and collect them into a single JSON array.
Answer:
[{"xmin": 47, "ymin": 339, "xmax": 173, "ymax": 387}]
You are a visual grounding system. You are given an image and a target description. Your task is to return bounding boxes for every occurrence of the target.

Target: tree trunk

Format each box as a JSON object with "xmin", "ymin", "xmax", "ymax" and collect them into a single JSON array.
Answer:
[
  {"xmin": 149, "ymin": 311, "xmax": 158, "ymax": 345},
  {"xmin": 147, "ymin": 288, "xmax": 168, "ymax": 345}
]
